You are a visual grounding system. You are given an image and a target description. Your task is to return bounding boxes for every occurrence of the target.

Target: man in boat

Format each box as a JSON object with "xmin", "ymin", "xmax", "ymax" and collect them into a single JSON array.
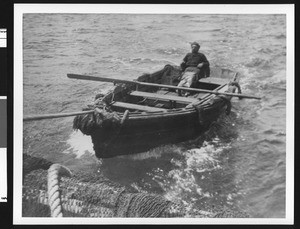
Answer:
[{"xmin": 177, "ymin": 42, "xmax": 210, "ymax": 96}]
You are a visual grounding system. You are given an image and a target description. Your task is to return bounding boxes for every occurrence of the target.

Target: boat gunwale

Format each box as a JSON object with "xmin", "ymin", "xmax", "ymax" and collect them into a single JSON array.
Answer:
[
  {"xmin": 109, "ymin": 81, "xmax": 233, "ymax": 120},
  {"xmin": 112, "ymin": 95, "xmax": 231, "ymax": 120},
  {"xmin": 97, "ymin": 67, "xmax": 239, "ymax": 122}
]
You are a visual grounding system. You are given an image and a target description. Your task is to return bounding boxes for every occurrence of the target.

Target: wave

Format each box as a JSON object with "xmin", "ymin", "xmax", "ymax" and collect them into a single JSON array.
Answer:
[
  {"xmin": 263, "ymin": 129, "xmax": 286, "ymax": 137},
  {"xmin": 40, "ymin": 54, "xmax": 53, "ymax": 59},
  {"xmin": 185, "ymin": 146, "xmax": 223, "ymax": 173},
  {"xmin": 72, "ymin": 28, "xmax": 99, "ymax": 34},
  {"xmin": 155, "ymin": 47, "xmax": 184, "ymax": 56},
  {"xmin": 269, "ymin": 100, "xmax": 286, "ymax": 108},
  {"xmin": 195, "ymin": 28, "xmax": 222, "ymax": 32},
  {"xmin": 269, "ymin": 70, "xmax": 286, "ymax": 84},
  {"xmin": 257, "ymin": 48, "xmax": 273, "ymax": 54},
  {"xmin": 99, "ymin": 56, "xmax": 176, "ymax": 70},
  {"xmin": 244, "ymin": 57, "xmax": 272, "ymax": 69},
  {"xmin": 159, "ymin": 140, "xmax": 237, "ymax": 213},
  {"xmin": 180, "ymin": 15, "xmax": 193, "ymax": 19},
  {"xmin": 275, "ymin": 34, "xmax": 286, "ymax": 39},
  {"xmin": 144, "ymin": 25, "xmax": 162, "ymax": 30},
  {"xmin": 118, "ymin": 145, "xmax": 182, "ymax": 161},
  {"xmin": 256, "ymin": 138, "xmax": 285, "ymax": 146}
]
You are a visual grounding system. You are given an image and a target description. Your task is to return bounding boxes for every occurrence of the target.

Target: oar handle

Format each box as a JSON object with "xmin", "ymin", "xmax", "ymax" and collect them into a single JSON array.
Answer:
[{"xmin": 23, "ymin": 110, "xmax": 94, "ymax": 122}]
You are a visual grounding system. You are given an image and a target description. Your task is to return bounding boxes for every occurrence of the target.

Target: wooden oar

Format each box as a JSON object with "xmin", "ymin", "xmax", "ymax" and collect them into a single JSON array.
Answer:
[
  {"xmin": 67, "ymin": 73, "xmax": 261, "ymax": 100},
  {"xmin": 23, "ymin": 110, "xmax": 94, "ymax": 122}
]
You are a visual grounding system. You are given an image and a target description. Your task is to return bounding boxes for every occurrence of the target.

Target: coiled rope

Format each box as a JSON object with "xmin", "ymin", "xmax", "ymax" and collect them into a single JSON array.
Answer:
[{"xmin": 47, "ymin": 164, "xmax": 72, "ymax": 217}]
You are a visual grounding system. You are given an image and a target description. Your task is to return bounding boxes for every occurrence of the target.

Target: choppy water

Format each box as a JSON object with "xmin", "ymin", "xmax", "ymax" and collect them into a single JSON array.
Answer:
[{"xmin": 23, "ymin": 14, "xmax": 286, "ymax": 218}]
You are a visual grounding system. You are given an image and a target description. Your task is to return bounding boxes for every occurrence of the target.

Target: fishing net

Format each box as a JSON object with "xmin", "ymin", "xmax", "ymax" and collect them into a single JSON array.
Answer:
[
  {"xmin": 22, "ymin": 154, "xmax": 183, "ymax": 217},
  {"xmin": 73, "ymin": 106, "xmax": 121, "ymax": 136},
  {"xmin": 160, "ymin": 65, "xmax": 182, "ymax": 86},
  {"xmin": 22, "ymin": 154, "xmax": 248, "ymax": 218},
  {"xmin": 23, "ymin": 169, "xmax": 183, "ymax": 218},
  {"xmin": 212, "ymin": 206, "xmax": 249, "ymax": 218},
  {"xmin": 23, "ymin": 154, "xmax": 53, "ymax": 178}
]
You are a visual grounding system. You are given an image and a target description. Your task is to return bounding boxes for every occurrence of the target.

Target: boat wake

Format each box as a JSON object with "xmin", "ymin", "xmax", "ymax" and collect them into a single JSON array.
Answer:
[
  {"xmin": 153, "ymin": 140, "xmax": 233, "ymax": 214},
  {"xmin": 63, "ymin": 131, "xmax": 94, "ymax": 158}
]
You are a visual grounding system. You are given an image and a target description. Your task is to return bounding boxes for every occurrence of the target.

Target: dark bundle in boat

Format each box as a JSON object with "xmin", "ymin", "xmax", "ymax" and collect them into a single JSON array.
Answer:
[{"xmin": 70, "ymin": 65, "xmax": 242, "ymax": 158}]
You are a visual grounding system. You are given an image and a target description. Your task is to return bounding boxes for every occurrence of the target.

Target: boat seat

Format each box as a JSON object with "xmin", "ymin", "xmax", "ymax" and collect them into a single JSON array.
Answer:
[
  {"xmin": 130, "ymin": 91, "xmax": 199, "ymax": 104},
  {"xmin": 111, "ymin": 101, "xmax": 166, "ymax": 112},
  {"xmin": 198, "ymin": 77, "xmax": 229, "ymax": 86},
  {"xmin": 197, "ymin": 82, "xmax": 228, "ymax": 100}
]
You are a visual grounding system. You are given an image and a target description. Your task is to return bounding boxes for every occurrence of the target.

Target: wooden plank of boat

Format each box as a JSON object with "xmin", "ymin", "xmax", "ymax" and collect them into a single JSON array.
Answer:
[
  {"xmin": 198, "ymin": 82, "xmax": 228, "ymax": 100},
  {"xmin": 111, "ymin": 101, "xmax": 166, "ymax": 112},
  {"xmin": 130, "ymin": 91, "xmax": 199, "ymax": 104},
  {"xmin": 198, "ymin": 77, "xmax": 229, "ymax": 85}
]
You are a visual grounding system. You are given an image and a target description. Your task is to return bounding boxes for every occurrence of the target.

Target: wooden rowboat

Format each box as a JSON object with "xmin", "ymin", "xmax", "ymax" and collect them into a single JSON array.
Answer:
[{"xmin": 69, "ymin": 65, "xmax": 243, "ymax": 158}]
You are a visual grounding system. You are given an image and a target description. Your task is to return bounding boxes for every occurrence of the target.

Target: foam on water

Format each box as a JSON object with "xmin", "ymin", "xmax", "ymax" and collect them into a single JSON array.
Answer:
[
  {"xmin": 118, "ymin": 145, "xmax": 182, "ymax": 161},
  {"xmin": 63, "ymin": 131, "xmax": 94, "ymax": 158},
  {"xmin": 147, "ymin": 140, "xmax": 233, "ymax": 213}
]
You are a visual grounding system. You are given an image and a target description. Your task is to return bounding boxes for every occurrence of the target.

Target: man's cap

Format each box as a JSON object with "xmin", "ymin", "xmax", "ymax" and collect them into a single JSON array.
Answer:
[{"xmin": 190, "ymin": 42, "xmax": 200, "ymax": 48}]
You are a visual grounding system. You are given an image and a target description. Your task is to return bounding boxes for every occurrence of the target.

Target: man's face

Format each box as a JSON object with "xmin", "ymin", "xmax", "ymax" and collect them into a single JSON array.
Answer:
[{"xmin": 191, "ymin": 45, "xmax": 199, "ymax": 53}]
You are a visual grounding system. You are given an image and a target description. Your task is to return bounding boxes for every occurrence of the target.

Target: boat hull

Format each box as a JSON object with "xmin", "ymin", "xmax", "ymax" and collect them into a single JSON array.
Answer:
[
  {"xmin": 92, "ymin": 99, "xmax": 227, "ymax": 158},
  {"xmin": 73, "ymin": 65, "xmax": 239, "ymax": 158}
]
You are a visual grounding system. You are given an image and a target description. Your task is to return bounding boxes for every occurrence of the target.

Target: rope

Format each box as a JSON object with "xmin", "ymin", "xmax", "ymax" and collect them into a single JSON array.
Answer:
[
  {"xmin": 47, "ymin": 164, "xmax": 72, "ymax": 217},
  {"xmin": 120, "ymin": 110, "xmax": 129, "ymax": 125},
  {"xmin": 32, "ymin": 189, "xmax": 115, "ymax": 217},
  {"xmin": 218, "ymin": 95, "xmax": 232, "ymax": 115},
  {"xmin": 217, "ymin": 80, "xmax": 241, "ymax": 114},
  {"xmin": 229, "ymin": 81, "xmax": 242, "ymax": 99}
]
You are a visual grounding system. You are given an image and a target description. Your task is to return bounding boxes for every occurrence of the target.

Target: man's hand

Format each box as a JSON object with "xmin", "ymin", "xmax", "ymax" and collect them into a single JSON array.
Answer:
[
  {"xmin": 180, "ymin": 62, "xmax": 186, "ymax": 71},
  {"xmin": 197, "ymin": 63, "xmax": 204, "ymax": 68}
]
